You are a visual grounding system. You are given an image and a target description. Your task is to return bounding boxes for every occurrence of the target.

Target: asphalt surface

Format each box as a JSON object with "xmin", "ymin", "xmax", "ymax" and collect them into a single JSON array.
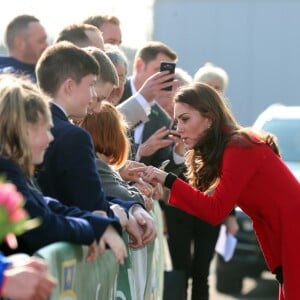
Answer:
[
  {"xmin": 164, "ymin": 236, "xmax": 278, "ymax": 300},
  {"xmin": 202, "ymin": 256, "xmax": 278, "ymax": 300}
]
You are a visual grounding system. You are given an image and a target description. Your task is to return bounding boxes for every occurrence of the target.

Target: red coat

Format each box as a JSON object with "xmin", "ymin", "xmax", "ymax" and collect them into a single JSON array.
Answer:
[{"xmin": 168, "ymin": 143, "xmax": 300, "ymax": 299}]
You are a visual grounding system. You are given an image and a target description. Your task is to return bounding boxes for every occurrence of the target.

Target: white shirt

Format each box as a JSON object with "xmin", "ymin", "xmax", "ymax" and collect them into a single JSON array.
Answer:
[{"xmin": 129, "ymin": 79, "xmax": 184, "ymax": 165}]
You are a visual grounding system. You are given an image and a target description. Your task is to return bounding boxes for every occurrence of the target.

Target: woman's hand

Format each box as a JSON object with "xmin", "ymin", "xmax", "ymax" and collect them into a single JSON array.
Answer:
[{"xmin": 128, "ymin": 166, "xmax": 168, "ymax": 186}]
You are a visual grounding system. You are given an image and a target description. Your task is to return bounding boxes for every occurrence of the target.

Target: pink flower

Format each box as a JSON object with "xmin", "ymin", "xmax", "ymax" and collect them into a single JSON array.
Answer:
[
  {"xmin": 0, "ymin": 180, "xmax": 40, "ymax": 248},
  {"xmin": 10, "ymin": 209, "xmax": 27, "ymax": 222},
  {"xmin": 0, "ymin": 182, "xmax": 23, "ymax": 215}
]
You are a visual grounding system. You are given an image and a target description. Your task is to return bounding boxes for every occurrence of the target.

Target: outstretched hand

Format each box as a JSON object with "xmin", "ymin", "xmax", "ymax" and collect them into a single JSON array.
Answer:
[
  {"xmin": 128, "ymin": 165, "xmax": 168, "ymax": 186},
  {"xmin": 118, "ymin": 160, "xmax": 146, "ymax": 184}
]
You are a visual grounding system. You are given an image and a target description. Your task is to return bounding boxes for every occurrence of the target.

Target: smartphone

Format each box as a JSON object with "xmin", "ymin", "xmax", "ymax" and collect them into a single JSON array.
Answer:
[{"xmin": 160, "ymin": 62, "xmax": 176, "ymax": 91}]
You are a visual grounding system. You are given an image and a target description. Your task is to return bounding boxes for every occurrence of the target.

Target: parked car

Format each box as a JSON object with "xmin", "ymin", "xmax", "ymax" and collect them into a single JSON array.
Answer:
[{"xmin": 216, "ymin": 104, "xmax": 300, "ymax": 294}]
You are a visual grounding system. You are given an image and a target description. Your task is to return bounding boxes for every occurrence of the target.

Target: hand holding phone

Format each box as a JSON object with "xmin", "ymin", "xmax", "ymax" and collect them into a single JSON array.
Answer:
[{"xmin": 160, "ymin": 62, "xmax": 176, "ymax": 91}]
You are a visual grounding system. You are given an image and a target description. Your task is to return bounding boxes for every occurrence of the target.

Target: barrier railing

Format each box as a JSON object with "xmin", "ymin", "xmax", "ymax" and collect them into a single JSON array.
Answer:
[{"xmin": 34, "ymin": 201, "xmax": 165, "ymax": 300}]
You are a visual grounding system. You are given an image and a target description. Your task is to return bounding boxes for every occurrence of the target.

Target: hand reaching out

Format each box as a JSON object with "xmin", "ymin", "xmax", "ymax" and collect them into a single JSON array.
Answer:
[
  {"xmin": 129, "ymin": 165, "xmax": 168, "ymax": 187},
  {"xmin": 118, "ymin": 160, "xmax": 145, "ymax": 184}
]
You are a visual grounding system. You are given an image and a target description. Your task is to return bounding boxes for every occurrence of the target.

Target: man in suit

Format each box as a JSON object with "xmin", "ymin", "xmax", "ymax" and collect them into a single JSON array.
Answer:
[
  {"xmin": 119, "ymin": 41, "xmax": 185, "ymax": 171},
  {"xmin": 35, "ymin": 41, "xmax": 156, "ymax": 248}
]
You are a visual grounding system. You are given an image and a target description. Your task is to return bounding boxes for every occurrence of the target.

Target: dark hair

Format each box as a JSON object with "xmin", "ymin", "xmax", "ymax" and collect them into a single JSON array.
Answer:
[
  {"xmin": 36, "ymin": 41, "xmax": 99, "ymax": 97},
  {"xmin": 175, "ymin": 82, "xmax": 280, "ymax": 191}
]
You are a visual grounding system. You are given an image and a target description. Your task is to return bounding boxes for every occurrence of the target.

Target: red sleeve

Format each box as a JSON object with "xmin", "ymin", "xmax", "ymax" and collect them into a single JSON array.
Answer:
[{"xmin": 168, "ymin": 145, "xmax": 262, "ymax": 224}]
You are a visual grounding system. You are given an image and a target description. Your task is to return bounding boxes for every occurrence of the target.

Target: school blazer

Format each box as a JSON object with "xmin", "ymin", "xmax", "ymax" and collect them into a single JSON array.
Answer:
[
  {"xmin": 0, "ymin": 156, "xmax": 122, "ymax": 255},
  {"xmin": 36, "ymin": 104, "xmax": 136, "ymax": 213}
]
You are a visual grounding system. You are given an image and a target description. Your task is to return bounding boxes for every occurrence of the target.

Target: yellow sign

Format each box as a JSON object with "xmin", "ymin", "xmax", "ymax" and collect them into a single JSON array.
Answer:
[{"xmin": 60, "ymin": 259, "xmax": 77, "ymax": 300}]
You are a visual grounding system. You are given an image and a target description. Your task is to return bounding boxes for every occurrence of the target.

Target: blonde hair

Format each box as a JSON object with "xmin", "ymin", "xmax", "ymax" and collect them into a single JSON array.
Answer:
[
  {"xmin": 0, "ymin": 74, "xmax": 51, "ymax": 177},
  {"xmin": 80, "ymin": 101, "xmax": 130, "ymax": 169}
]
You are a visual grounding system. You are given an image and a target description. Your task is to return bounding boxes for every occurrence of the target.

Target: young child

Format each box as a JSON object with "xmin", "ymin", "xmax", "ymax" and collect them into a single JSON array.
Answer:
[
  {"xmin": 35, "ymin": 41, "xmax": 156, "ymax": 248},
  {"xmin": 0, "ymin": 74, "xmax": 127, "ymax": 265}
]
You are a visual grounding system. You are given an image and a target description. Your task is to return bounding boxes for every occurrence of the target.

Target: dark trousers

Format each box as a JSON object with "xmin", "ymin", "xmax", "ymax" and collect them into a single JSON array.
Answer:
[{"xmin": 165, "ymin": 205, "xmax": 220, "ymax": 300}]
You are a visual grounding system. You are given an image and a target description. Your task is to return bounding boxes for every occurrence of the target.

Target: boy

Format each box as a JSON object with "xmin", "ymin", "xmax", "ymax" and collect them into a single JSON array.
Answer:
[{"xmin": 35, "ymin": 42, "xmax": 156, "ymax": 248}]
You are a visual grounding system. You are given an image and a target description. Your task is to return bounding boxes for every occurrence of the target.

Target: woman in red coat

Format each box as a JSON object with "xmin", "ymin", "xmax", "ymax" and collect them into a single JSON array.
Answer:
[{"xmin": 132, "ymin": 82, "xmax": 300, "ymax": 300}]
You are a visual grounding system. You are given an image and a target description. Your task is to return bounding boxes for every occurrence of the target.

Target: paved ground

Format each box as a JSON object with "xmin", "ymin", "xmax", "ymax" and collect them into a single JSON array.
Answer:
[
  {"xmin": 163, "ymin": 237, "xmax": 278, "ymax": 300},
  {"xmin": 190, "ymin": 256, "xmax": 278, "ymax": 300}
]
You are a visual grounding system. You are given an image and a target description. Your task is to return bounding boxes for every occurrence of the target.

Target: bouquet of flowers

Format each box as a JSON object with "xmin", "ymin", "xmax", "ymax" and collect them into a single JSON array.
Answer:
[{"xmin": 0, "ymin": 179, "xmax": 40, "ymax": 248}]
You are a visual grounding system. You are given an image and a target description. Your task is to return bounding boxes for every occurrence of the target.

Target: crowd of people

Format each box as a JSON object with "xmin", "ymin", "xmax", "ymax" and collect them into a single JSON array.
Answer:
[{"xmin": 0, "ymin": 12, "xmax": 297, "ymax": 300}]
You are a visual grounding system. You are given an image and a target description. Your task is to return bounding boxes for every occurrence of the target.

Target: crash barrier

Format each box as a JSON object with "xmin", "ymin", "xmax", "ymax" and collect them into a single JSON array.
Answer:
[{"xmin": 34, "ymin": 201, "xmax": 165, "ymax": 300}]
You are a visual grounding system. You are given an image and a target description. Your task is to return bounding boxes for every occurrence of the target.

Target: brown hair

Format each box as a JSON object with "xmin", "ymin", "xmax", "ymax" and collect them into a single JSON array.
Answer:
[
  {"xmin": 175, "ymin": 82, "xmax": 280, "ymax": 191},
  {"xmin": 83, "ymin": 15, "xmax": 120, "ymax": 29},
  {"xmin": 85, "ymin": 46, "xmax": 118, "ymax": 86},
  {"xmin": 135, "ymin": 41, "xmax": 177, "ymax": 65},
  {"xmin": 55, "ymin": 23, "xmax": 100, "ymax": 48},
  {"xmin": 36, "ymin": 41, "xmax": 99, "ymax": 98},
  {"xmin": 5, "ymin": 14, "xmax": 40, "ymax": 50},
  {"xmin": 80, "ymin": 101, "xmax": 130, "ymax": 168}
]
